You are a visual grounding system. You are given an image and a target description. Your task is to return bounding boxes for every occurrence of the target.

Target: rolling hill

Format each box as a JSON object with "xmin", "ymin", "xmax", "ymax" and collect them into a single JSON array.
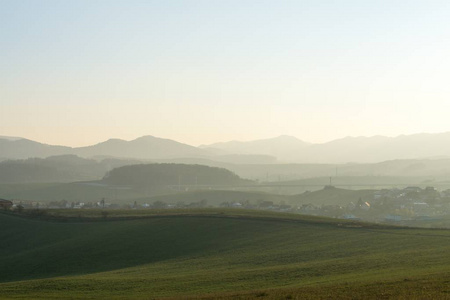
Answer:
[
  {"xmin": 4, "ymin": 153, "xmax": 450, "ymax": 186},
  {"xmin": 102, "ymin": 163, "xmax": 253, "ymax": 187},
  {"xmin": 0, "ymin": 155, "xmax": 143, "ymax": 183},
  {"xmin": 289, "ymin": 186, "xmax": 375, "ymax": 206},
  {"xmin": 2, "ymin": 210, "xmax": 450, "ymax": 299}
]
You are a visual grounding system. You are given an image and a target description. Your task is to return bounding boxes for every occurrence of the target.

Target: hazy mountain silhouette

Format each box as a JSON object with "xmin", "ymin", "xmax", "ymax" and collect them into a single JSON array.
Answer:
[
  {"xmin": 0, "ymin": 136, "xmax": 210, "ymax": 161},
  {"xmin": 0, "ymin": 138, "xmax": 72, "ymax": 160},
  {"xmin": 203, "ymin": 133, "xmax": 450, "ymax": 163},
  {"xmin": 4, "ymin": 132, "xmax": 450, "ymax": 163},
  {"xmin": 201, "ymin": 135, "xmax": 310, "ymax": 161},
  {"xmin": 293, "ymin": 133, "xmax": 450, "ymax": 163},
  {"xmin": 3, "ymin": 153, "xmax": 450, "ymax": 185},
  {"xmin": 74, "ymin": 135, "xmax": 210, "ymax": 159},
  {"xmin": 0, "ymin": 135, "xmax": 22, "ymax": 141}
]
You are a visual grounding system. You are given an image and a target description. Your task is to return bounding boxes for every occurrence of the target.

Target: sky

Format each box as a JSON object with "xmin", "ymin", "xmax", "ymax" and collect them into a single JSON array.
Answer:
[{"xmin": 2, "ymin": 0, "xmax": 450, "ymax": 147}]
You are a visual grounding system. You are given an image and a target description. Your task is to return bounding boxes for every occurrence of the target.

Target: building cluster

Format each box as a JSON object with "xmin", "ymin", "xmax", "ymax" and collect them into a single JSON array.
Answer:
[
  {"xmin": 5, "ymin": 186, "xmax": 450, "ymax": 227},
  {"xmin": 298, "ymin": 186, "xmax": 450, "ymax": 225}
]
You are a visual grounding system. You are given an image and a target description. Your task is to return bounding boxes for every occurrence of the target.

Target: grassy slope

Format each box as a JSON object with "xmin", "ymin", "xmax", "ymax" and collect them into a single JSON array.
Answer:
[{"xmin": 1, "ymin": 210, "xmax": 450, "ymax": 299}]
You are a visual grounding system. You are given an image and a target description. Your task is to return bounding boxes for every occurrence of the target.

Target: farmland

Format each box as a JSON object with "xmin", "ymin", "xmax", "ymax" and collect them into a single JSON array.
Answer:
[{"xmin": 1, "ymin": 209, "xmax": 450, "ymax": 299}]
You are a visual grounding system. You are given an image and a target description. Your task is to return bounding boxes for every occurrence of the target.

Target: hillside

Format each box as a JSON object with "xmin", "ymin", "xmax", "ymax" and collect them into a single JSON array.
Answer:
[
  {"xmin": 0, "ymin": 155, "xmax": 143, "ymax": 183},
  {"xmin": 289, "ymin": 186, "xmax": 375, "ymax": 206},
  {"xmin": 102, "ymin": 163, "xmax": 252, "ymax": 187},
  {"xmin": 4, "ymin": 154, "xmax": 450, "ymax": 185},
  {"xmin": 1, "ymin": 210, "xmax": 450, "ymax": 299},
  {"xmin": 221, "ymin": 159, "xmax": 450, "ymax": 182}
]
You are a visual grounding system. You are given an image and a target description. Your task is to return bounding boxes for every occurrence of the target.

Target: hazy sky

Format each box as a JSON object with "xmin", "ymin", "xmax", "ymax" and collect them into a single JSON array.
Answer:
[{"xmin": 2, "ymin": 0, "xmax": 450, "ymax": 147}]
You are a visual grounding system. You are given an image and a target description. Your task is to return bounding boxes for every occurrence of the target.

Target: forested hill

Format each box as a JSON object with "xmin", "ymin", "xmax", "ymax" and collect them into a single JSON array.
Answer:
[{"xmin": 102, "ymin": 164, "xmax": 252, "ymax": 186}]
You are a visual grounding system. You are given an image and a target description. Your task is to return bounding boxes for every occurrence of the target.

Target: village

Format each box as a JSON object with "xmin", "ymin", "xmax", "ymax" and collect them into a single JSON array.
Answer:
[
  {"xmin": 4, "ymin": 185, "xmax": 450, "ymax": 227},
  {"xmin": 293, "ymin": 186, "xmax": 450, "ymax": 226},
  {"xmin": 203, "ymin": 185, "xmax": 450, "ymax": 227}
]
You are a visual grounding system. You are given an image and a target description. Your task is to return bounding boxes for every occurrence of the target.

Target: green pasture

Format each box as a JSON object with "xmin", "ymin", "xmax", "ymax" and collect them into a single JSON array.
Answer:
[{"xmin": 1, "ymin": 210, "xmax": 450, "ymax": 299}]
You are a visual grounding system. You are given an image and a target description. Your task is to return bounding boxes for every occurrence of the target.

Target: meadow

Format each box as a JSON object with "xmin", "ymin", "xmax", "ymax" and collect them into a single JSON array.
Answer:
[{"xmin": 1, "ymin": 209, "xmax": 450, "ymax": 299}]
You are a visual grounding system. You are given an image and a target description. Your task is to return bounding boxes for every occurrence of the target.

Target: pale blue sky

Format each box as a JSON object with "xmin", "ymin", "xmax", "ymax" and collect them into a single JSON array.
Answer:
[{"xmin": 2, "ymin": 0, "xmax": 450, "ymax": 146}]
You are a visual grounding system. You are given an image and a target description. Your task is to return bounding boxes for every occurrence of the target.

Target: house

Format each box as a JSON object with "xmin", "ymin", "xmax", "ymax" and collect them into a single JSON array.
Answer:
[
  {"xmin": 361, "ymin": 202, "xmax": 371, "ymax": 211},
  {"xmin": 0, "ymin": 199, "xmax": 13, "ymax": 210},
  {"xmin": 356, "ymin": 198, "xmax": 370, "ymax": 211}
]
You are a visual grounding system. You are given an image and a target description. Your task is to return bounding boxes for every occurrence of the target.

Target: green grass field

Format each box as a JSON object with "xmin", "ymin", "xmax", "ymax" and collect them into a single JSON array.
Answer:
[{"xmin": 1, "ymin": 209, "xmax": 450, "ymax": 299}]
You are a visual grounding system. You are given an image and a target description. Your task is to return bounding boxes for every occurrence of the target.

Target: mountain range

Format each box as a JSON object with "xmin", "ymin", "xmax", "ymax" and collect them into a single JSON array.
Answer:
[
  {"xmin": 2, "ymin": 132, "xmax": 450, "ymax": 163},
  {"xmin": 0, "ymin": 136, "xmax": 210, "ymax": 161},
  {"xmin": 203, "ymin": 133, "xmax": 450, "ymax": 163}
]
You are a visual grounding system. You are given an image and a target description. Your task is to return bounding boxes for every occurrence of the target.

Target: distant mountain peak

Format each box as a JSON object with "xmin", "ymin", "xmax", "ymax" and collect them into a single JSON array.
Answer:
[
  {"xmin": 73, "ymin": 135, "xmax": 208, "ymax": 160},
  {"xmin": 271, "ymin": 135, "xmax": 309, "ymax": 143},
  {"xmin": 132, "ymin": 135, "xmax": 157, "ymax": 141}
]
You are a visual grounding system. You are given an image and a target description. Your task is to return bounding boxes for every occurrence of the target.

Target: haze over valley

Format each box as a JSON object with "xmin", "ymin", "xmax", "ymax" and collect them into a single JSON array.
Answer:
[{"xmin": 3, "ymin": 0, "xmax": 450, "ymax": 298}]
